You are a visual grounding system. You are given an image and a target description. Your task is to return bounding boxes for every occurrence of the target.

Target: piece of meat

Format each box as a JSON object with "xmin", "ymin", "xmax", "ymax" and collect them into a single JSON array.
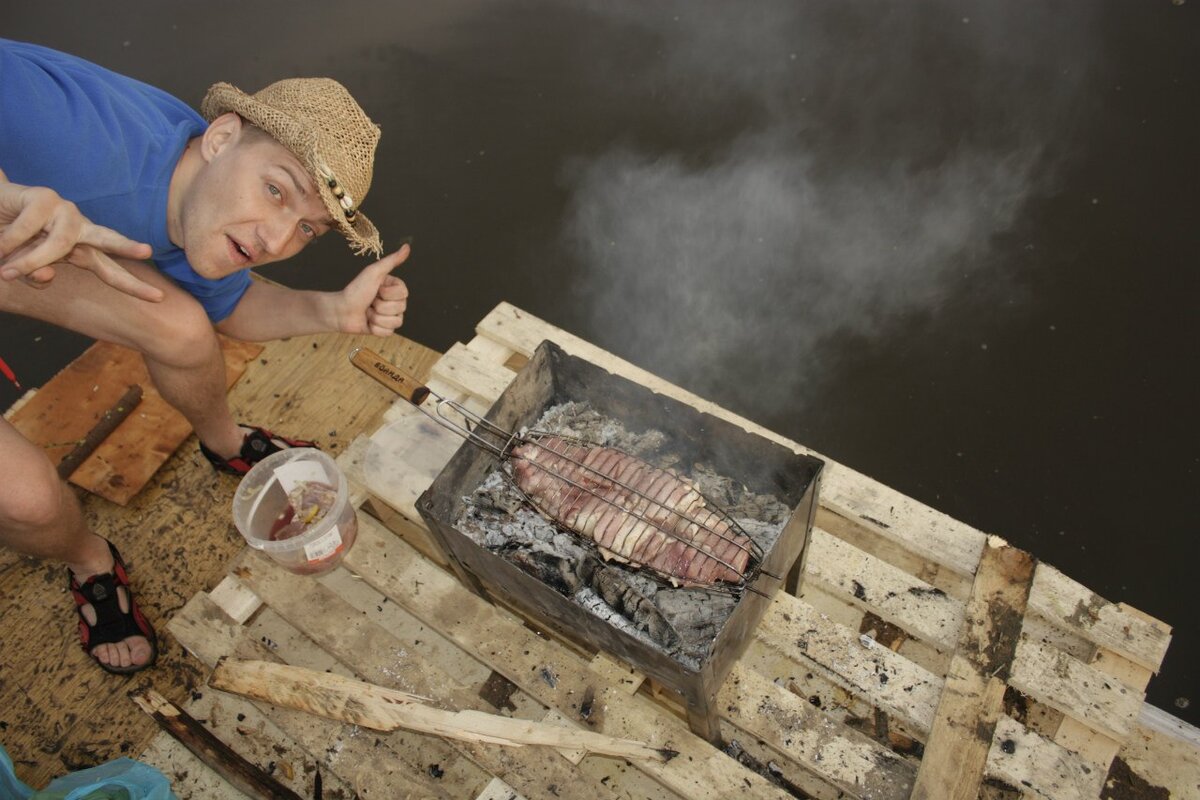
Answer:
[{"xmin": 509, "ymin": 436, "xmax": 752, "ymax": 587}]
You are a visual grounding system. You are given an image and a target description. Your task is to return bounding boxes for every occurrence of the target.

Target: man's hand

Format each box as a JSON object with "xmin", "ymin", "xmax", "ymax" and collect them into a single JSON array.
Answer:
[
  {"xmin": 0, "ymin": 180, "xmax": 163, "ymax": 302},
  {"xmin": 338, "ymin": 243, "xmax": 410, "ymax": 336}
]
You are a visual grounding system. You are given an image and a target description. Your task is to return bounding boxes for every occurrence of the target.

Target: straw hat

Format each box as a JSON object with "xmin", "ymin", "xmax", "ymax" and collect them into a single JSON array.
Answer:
[{"xmin": 201, "ymin": 78, "xmax": 383, "ymax": 257}]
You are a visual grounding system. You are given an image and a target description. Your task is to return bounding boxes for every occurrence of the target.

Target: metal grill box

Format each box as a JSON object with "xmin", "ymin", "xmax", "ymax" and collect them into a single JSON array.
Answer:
[{"xmin": 417, "ymin": 340, "xmax": 823, "ymax": 740}]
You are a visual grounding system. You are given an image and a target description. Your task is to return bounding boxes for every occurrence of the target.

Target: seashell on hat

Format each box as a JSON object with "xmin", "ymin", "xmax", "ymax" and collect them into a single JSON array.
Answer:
[{"xmin": 201, "ymin": 77, "xmax": 382, "ymax": 257}]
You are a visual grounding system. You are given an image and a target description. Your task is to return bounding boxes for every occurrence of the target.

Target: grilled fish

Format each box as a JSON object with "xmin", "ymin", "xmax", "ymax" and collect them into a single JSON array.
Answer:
[{"xmin": 509, "ymin": 437, "xmax": 752, "ymax": 587}]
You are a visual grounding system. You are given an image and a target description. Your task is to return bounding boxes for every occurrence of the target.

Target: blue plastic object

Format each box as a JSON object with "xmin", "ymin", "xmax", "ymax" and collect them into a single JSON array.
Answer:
[{"xmin": 0, "ymin": 743, "xmax": 176, "ymax": 800}]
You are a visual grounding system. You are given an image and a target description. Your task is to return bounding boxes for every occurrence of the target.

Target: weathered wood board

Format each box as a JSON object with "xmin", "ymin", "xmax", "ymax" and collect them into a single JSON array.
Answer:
[
  {"xmin": 7, "ymin": 300, "xmax": 1192, "ymax": 798},
  {"xmin": 0, "ymin": 329, "xmax": 439, "ymax": 791},
  {"xmin": 147, "ymin": 302, "xmax": 1195, "ymax": 800},
  {"xmin": 399, "ymin": 303, "xmax": 1186, "ymax": 797},
  {"xmin": 7, "ymin": 336, "xmax": 262, "ymax": 505}
]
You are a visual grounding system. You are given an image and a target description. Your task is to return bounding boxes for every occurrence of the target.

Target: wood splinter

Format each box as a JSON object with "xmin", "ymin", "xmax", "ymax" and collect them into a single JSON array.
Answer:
[{"xmin": 210, "ymin": 657, "xmax": 678, "ymax": 763}]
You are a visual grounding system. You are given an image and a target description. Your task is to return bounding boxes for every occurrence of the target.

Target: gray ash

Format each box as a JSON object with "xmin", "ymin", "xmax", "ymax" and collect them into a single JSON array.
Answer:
[{"xmin": 454, "ymin": 401, "xmax": 788, "ymax": 668}]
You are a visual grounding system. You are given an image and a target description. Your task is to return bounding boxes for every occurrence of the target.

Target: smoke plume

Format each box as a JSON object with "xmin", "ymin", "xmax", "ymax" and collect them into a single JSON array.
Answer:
[{"xmin": 561, "ymin": 1, "xmax": 1094, "ymax": 414}]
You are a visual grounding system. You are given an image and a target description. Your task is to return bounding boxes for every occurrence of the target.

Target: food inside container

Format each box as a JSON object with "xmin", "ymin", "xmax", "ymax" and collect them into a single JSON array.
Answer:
[{"xmin": 232, "ymin": 449, "xmax": 358, "ymax": 575}]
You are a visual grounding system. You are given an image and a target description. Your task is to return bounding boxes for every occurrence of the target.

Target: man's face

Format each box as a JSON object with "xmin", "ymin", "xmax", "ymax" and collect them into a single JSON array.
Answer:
[{"xmin": 177, "ymin": 117, "xmax": 335, "ymax": 279}]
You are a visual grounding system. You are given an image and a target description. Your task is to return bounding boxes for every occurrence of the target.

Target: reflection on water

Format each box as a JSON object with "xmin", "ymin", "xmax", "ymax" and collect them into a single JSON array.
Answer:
[{"xmin": 3, "ymin": 0, "xmax": 1196, "ymax": 722}]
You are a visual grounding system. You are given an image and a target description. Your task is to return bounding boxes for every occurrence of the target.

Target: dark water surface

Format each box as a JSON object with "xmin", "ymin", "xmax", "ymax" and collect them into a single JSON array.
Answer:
[{"xmin": 3, "ymin": 1, "xmax": 1196, "ymax": 724}]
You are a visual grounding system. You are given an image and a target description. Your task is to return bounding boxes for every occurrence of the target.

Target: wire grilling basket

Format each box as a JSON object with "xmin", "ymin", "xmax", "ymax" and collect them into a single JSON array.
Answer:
[{"xmin": 350, "ymin": 348, "xmax": 771, "ymax": 595}]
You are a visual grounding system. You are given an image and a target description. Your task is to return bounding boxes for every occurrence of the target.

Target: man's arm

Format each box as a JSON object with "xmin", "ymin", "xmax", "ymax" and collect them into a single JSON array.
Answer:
[
  {"xmin": 0, "ymin": 167, "xmax": 163, "ymax": 301},
  {"xmin": 216, "ymin": 245, "xmax": 409, "ymax": 342}
]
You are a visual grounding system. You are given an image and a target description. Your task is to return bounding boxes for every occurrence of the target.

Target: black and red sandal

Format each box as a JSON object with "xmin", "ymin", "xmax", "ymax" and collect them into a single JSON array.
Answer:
[
  {"xmin": 199, "ymin": 424, "xmax": 318, "ymax": 476},
  {"xmin": 69, "ymin": 539, "xmax": 158, "ymax": 676}
]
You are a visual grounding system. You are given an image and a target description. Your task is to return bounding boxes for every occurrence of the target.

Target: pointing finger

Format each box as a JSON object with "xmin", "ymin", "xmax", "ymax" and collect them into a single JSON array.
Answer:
[
  {"xmin": 79, "ymin": 222, "xmax": 153, "ymax": 261},
  {"xmin": 73, "ymin": 246, "xmax": 165, "ymax": 302}
]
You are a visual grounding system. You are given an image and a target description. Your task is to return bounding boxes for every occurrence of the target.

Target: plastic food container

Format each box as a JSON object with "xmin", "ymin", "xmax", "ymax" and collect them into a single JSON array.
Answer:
[{"xmin": 231, "ymin": 448, "xmax": 357, "ymax": 575}]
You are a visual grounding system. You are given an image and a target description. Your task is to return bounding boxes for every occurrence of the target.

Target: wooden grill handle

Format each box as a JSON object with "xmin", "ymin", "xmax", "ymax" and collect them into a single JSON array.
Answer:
[{"xmin": 349, "ymin": 347, "xmax": 431, "ymax": 406}]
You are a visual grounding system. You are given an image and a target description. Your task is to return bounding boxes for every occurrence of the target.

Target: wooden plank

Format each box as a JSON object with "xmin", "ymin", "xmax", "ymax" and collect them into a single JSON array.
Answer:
[
  {"xmin": 320, "ymin": 566, "xmax": 685, "ymax": 800},
  {"xmin": 1092, "ymin": 645, "xmax": 1158, "ymax": 693},
  {"xmin": 317, "ymin": 566, "xmax": 493, "ymax": 691},
  {"xmin": 239, "ymin": 598, "xmax": 488, "ymax": 799},
  {"xmin": 169, "ymin": 592, "xmax": 467, "ymax": 799},
  {"xmin": 197, "ymin": 590, "xmax": 478, "ymax": 798},
  {"xmin": 131, "ymin": 688, "xmax": 304, "ymax": 800},
  {"xmin": 361, "ymin": 492, "xmax": 452, "ymax": 567},
  {"xmin": 588, "ymin": 651, "xmax": 646, "ymax": 696},
  {"xmin": 738, "ymin": 636, "xmax": 884, "ymax": 748},
  {"xmin": 804, "ymin": 527, "xmax": 964, "ymax": 651},
  {"xmin": 1026, "ymin": 563, "xmax": 1171, "ymax": 674},
  {"xmin": 210, "ymin": 658, "xmax": 672, "ymax": 762},
  {"xmin": 139, "ymin": 683, "xmax": 360, "ymax": 800},
  {"xmin": 815, "ymin": 503, "xmax": 974, "ymax": 601},
  {"xmin": 754, "ymin": 592, "xmax": 943, "ymax": 736},
  {"xmin": 140, "ymin": 733, "xmax": 306, "ymax": 800},
  {"xmin": 1030, "ymin": 647, "xmax": 1146, "ymax": 786},
  {"xmin": 341, "ymin": 512, "xmax": 794, "ymax": 799},
  {"xmin": 719, "ymin": 662, "xmax": 916, "ymax": 799},
  {"xmin": 228, "ymin": 552, "xmax": 638, "ymax": 800},
  {"xmin": 476, "ymin": 777, "xmax": 529, "ymax": 800},
  {"xmin": 912, "ymin": 537, "xmax": 1035, "ymax": 800},
  {"xmin": 464, "ymin": 334, "xmax": 520, "ymax": 364},
  {"xmin": 817, "ymin": 490, "xmax": 985, "ymax": 581},
  {"xmin": 207, "ymin": 574, "xmax": 263, "ymax": 625},
  {"xmin": 431, "ymin": 341, "xmax": 519, "ymax": 402},
  {"xmin": 1009, "ymin": 635, "xmax": 1143, "ymax": 742},
  {"xmin": 1114, "ymin": 706, "xmax": 1200, "ymax": 800},
  {"xmin": 985, "ymin": 714, "xmax": 1106, "ymax": 800},
  {"xmin": 8, "ymin": 336, "xmax": 261, "ymax": 504},
  {"xmin": 716, "ymin": 725, "xmax": 851, "ymax": 800},
  {"xmin": 349, "ymin": 404, "xmax": 463, "ymax": 522},
  {"xmin": 0, "ymin": 330, "xmax": 439, "ymax": 790}
]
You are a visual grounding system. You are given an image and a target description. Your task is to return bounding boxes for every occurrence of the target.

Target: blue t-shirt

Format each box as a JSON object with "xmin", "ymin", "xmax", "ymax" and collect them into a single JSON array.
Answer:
[{"xmin": 0, "ymin": 38, "xmax": 251, "ymax": 321}]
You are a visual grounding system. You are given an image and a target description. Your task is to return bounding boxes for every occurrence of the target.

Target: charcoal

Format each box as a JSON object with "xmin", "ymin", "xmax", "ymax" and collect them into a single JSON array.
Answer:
[
  {"xmin": 582, "ymin": 558, "xmax": 679, "ymax": 650},
  {"xmin": 504, "ymin": 546, "xmax": 583, "ymax": 595},
  {"xmin": 656, "ymin": 589, "xmax": 737, "ymax": 649},
  {"xmin": 575, "ymin": 587, "xmax": 660, "ymax": 648}
]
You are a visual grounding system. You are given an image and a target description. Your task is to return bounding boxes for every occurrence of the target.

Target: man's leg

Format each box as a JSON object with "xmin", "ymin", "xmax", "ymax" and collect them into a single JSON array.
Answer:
[
  {"xmin": 140, "ymin": 314, "xmax": 247, "ymax": 458},
  {"xmin": 0, "ymin": 258, "xmax": 247, "ymax": 457},
  {"xmin": 0, "ymin": 418, "xmax": 154, "ymax": 670}
]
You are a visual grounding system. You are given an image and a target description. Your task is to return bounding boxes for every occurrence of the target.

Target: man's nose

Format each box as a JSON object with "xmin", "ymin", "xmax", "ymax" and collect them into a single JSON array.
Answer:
[{"xmin": 261, "ymin": 216, "xmax": 295, "ymax": 256}]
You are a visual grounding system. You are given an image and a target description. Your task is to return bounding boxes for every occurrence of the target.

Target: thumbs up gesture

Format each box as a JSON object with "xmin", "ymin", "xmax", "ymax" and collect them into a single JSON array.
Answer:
[{"xmin": 339, "ymin": 243, "xmax": 410, "ymax": 336}]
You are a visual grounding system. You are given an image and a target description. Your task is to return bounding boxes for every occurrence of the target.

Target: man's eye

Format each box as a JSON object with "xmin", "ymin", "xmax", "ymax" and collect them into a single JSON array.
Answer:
[
  {"xmin": 267, "ymin": 183, "xmax": 282, "ymax": 199},
  {"xmin": 300, "ymin": 222, "xmax": 315, "ymax": 238}
]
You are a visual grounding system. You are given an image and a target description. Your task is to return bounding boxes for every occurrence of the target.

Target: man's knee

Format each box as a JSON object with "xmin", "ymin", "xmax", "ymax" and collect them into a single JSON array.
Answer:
[
  {"xmin": 0, "ymin": 455, "xmax": 66, "ymax": 532},
  {"xmin": 136, "ymin": 294, "xmax": 220, "ymax": 368},
  {"xmin": 0, "ymin": 258, "xmax": 220, "ymax": 369}
]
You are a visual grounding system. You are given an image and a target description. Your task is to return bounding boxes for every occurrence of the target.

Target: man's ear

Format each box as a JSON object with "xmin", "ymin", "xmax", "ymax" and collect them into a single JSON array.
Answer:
[{"xmin": 199, "ymin": 112, "xmax": 244, "ymax": 162}]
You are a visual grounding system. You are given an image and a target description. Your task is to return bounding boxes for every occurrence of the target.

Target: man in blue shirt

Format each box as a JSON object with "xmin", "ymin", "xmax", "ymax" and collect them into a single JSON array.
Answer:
[{"xmin": 0, "ymin": 39, "xmax": 410, "ymax": 674}]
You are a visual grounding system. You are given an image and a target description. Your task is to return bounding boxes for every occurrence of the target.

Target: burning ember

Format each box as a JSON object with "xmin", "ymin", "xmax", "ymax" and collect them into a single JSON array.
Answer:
[{"xmin": 455, "ymin": 401, "xmax": 790, "ymax": 668}]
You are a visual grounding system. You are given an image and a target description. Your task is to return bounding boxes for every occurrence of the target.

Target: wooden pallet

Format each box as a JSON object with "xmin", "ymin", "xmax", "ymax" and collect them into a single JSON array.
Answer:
[
  {"xmin": 6, "ymin": 336, "xmax": 262, "ymax": 505},
  {"xmin": 151, "ymin": 302, "xmax": 1196, "ymax": 799}
]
